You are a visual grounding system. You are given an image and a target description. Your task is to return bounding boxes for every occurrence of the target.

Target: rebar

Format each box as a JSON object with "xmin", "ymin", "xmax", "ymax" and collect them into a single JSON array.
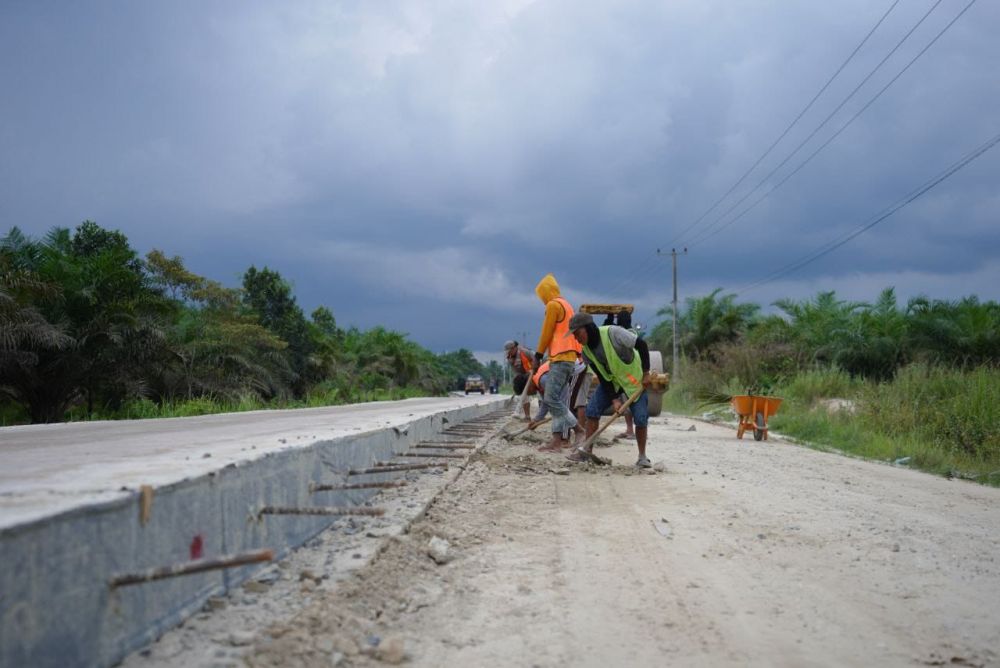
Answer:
[
  {"xmin": 399, "ymin": 452, "xmax": 465, "ymax": 459},
  {"xmin": 373, "ymin": 460, "xmax": 453, "ymax": 468},
  {"xmin": 310, "ymin": 481, "xmax": 407, "ymax": 492},
  {"xmin": 259, "ymin": 505, "xmax": 385, "ymax": 518},
  {"xmin": 414, "ymin": 444, "xmax": 474, "ymax": 450},
  {"xmin": 109, "ymin": 549, "xmax": 273, "ymax": 588},
  {"xmin": 348, "ymin": 462, "xmax": 449, "ymax": 475}
]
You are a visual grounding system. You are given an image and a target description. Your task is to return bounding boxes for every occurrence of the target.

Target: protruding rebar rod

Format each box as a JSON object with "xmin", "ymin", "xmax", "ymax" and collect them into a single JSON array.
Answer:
[
  {"xmin": 399, "ymin": 452, "xmax": 465, "ymax": 459},
  {"xmin": 348, "ymin": 462, "xmax": 449, "ymax": 475},
  {"xmin": 373, "ymin": 460, "xmax": 454, "ymax": 468},
  {"xmin": 109, "ymin": 549, "xmax": 273, "ymax": 588},
  {"xmin": 420, "ymin": 440, "xmax": 475, "ymax": 445},
  {"xmin": 259, "ymin": 505, "xmax": 385, "ymax": 518},
  {"xmin": 414, "ymin": 444, "xmax": 474, "ymax": 450},
  {"xmin": 310, "ymin": 481, "xmax": 407, "ymax": 492}
]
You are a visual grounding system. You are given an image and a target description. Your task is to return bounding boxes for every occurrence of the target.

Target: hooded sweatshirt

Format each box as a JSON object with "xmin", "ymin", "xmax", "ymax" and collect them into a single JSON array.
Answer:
[{"xmin": 534, "ymin": 274, "xmax": 579, "ymax": 364}]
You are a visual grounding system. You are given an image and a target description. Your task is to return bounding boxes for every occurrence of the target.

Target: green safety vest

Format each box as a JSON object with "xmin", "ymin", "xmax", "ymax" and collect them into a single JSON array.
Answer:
[{"xmin": 582, "ymin": 326, "xmax": 643, "ymax": 395}]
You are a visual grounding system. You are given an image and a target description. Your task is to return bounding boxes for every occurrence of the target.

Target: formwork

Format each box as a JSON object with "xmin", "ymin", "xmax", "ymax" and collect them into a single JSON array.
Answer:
[{"xmin": 0, "ymin": 396, "xmax": 509, "ymax": 667}]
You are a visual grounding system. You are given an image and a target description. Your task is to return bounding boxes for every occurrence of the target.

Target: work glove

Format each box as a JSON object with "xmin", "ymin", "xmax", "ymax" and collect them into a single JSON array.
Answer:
[{"xmin": 534, "ymin": 351, "xmax": 544, "ymax": 367}]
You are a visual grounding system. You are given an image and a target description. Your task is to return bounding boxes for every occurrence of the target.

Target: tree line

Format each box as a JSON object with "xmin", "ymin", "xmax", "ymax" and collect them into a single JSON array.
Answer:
[
  {"xmin": 1, "ymin": 222, "xmax": 500, "ymax": 424},
  {"xmin": 647, "ymin": 286, "xmax": 1000, "ymax": 391}
]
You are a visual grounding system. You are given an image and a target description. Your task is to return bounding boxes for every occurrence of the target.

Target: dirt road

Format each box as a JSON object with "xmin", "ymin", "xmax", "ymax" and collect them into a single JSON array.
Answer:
[{"xmin": 234, "ymin": 413, "xmax": 1000, "ymax": 667}]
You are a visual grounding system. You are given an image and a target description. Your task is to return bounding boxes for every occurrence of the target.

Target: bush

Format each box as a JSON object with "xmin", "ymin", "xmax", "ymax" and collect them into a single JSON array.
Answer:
[
  {"xmin": 781, "ymin": 368, "xmax": 861, "ymax": 407},
  {"xmin": 860, "ymin": 364, "xmax": 1000, "ymax": 462}
]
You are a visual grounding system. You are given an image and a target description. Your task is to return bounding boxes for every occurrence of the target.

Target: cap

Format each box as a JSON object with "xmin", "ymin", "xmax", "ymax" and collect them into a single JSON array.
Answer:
[
  {"xmin": 503, "ymin": 340, "xmax": 516, "ymax": 351},
  {"xmin": 567, "ymin": 312, "xmax": 593, "ymax": 332}
]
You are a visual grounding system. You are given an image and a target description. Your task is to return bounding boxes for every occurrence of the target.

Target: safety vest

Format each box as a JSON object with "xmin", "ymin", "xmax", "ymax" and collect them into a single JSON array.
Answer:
[
  {"xmin": 531, "ymin": 361, "xmax": 551, "ymax": 393},
  {"xmin": 581, "ymin": 326, "xmax": 643, "ymax": 394},
  {"xmin": 518, "ymin": 349, "xmax": 534, "ymax": 374},
  {"xmin": 547, "ymin": 297, "xmax": 582, "ymax": 357}
]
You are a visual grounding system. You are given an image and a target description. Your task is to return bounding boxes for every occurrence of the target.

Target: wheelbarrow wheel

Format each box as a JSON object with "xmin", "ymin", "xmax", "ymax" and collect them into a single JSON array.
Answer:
[{"xmin": 753, "ymin": 411, "xmax": 765, "ymax": 441}]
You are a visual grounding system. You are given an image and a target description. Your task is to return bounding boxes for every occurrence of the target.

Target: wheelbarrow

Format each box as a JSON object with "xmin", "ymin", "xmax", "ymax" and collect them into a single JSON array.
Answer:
[{"xmin": 731, "ymin": 395, "xmax": 783, "ymax": 441}]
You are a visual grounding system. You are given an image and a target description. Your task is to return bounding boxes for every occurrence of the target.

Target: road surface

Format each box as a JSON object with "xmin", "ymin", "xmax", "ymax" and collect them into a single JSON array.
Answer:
[{"xmin": 243, "ymin": 413, "xmax": 1000, "ymax": 667}]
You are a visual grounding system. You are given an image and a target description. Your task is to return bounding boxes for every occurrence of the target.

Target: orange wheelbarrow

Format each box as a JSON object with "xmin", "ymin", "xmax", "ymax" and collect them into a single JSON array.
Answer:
[{"xmin": 731, "ymin": 395, "xmax": 783, "ymax": 441}]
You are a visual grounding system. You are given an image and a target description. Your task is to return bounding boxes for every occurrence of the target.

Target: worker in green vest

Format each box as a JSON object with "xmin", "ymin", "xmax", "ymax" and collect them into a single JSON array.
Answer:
[{"xmin": 565, "ymin": 312, "xmax": 654, "ymax": 468}]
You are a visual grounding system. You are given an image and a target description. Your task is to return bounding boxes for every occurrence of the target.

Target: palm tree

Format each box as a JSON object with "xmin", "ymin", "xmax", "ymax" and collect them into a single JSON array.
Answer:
[{"xmin": 655, "ymin": 289, "xmax": 759, "ymax": 360}]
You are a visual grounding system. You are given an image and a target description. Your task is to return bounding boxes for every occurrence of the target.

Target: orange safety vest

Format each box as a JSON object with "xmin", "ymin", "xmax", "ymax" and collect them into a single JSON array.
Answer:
[
  {"xmin": 531, "ymin": 361, "xmax": 551, "ymax": 393},
  {"xmin": 519, "ymin": 349, "xmax": 534, "ymax": 374},
  {"xmin": 547, "ymin": 297, "xmax": 583, "ymax": 357}
]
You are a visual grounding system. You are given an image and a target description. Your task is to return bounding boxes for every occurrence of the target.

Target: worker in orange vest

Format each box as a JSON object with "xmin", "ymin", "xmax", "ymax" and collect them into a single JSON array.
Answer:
[
  {"xmin": 532, "ymin": 274, "xmax": 584, "ymax": 451},
  {"xmin": 504, "ymin": 340, "xmax": 535, "ymax": 419}
]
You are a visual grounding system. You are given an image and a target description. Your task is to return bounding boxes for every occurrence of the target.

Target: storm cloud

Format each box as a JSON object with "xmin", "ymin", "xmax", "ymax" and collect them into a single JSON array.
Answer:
[{"xmin": 2, "ymin": 0, "xmax": 997, "ymax": 356}]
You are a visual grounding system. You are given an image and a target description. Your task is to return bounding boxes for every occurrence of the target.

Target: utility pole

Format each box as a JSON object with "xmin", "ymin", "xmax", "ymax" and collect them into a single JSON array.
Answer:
[{"xmin": 658, "ymin": 248, "xmax": 686, "ymax": 381}]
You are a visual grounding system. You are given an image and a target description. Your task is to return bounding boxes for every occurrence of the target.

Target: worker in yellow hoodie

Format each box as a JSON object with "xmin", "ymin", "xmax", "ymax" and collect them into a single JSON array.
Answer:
[{"xmin": 533, "ymin": 274, "xmax": 584, "ymax": 452}]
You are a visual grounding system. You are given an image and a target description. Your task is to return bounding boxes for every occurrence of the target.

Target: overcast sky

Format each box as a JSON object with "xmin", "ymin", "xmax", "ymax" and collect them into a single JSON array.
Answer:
[{"xmin": 2, "ymin": 0, "xmax": 998, "ymax": 360}]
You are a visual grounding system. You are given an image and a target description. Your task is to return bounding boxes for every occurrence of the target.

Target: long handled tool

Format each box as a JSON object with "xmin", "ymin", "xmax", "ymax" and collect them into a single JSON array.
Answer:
[
  {"xmin": 502, "ymin": 416, "xmax": 551, "ymax": 441},
  {"xmin": 573, "ymin": 386, "xmax": 645, "ymax": 462}
]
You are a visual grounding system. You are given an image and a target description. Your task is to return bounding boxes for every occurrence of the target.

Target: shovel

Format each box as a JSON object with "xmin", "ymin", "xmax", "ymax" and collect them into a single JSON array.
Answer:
[{"xmin": 572, "ymin": 386, "xmax": 645, "ymax": 463}]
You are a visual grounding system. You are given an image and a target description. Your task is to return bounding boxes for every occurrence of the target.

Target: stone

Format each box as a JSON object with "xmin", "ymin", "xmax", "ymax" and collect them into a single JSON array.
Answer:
[
  {"xmin": 228, "ymin": 631, "xmax": 255, "ymax": 647},
  {"xmin": 687, "ymin": 425, "xmax": 697, "ymax": 431},
  {"xmin": 427, "ymin": 536, "xmax": 454, "ymax": 565},
  {"xmin": 653, "ymin": 461, "xmax": 667, "ymax": 472},
  {"xmin": 299, "ymin": 569, "xmax": 321, "ymax": 583},
  {"xmin": 244, "ymin": 581, "xmax": 270, "ymax": 594},
  {"xmin": 377, "ymin": 636, "xmax": 406, "ymax": 664}
]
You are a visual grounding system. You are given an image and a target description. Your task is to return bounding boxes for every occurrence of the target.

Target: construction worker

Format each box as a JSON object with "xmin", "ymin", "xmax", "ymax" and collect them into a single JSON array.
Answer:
[
  {"xmin": 565, "ymin": 312, "xmax": 653, "ymax": 468},
  {"xmin": 533, "ymin": 274, "xmax": 584, "ymax": 450},
  {"xmin": 523, "ymin": 360, "xmax": 590, "ymax": 450},
  {"xmin": 504, "ymin": 340, "xmax": 535, "ymax": 419}
]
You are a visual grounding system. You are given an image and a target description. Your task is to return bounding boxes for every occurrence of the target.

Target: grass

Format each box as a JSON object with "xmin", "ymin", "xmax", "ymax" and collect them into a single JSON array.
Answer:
[{"xmin": 662, "ymin": 364, "xmax": 1000, "ymax": 487}]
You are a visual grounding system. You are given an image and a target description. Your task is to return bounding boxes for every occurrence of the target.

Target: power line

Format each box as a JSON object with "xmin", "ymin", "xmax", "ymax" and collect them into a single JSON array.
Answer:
[
  {"xmin": 733, "ymin": 130, "xmax": 1000, "ymax": 296},
  {"xmin": 687, "ymin": 0, "xmax": 978, "ymax": 248},
  {"xmin": 683, "ymin": 0, "xmax": 952, "ymax": 247},
  {"xmin": 666, "ymin": 0, "xmax": 902, "ymax": 248}
]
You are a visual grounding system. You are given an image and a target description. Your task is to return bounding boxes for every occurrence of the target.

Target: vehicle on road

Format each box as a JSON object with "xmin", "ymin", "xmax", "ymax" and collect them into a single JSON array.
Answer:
[{"xmin": 464, "ymin": 374, "xmax": 486, "ymax": 394}]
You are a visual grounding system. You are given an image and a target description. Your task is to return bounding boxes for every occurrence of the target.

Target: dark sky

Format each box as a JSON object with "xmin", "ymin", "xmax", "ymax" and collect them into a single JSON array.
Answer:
[{"xmin": 2, "ymin": 1, "xmax": 998, "ymax": 362}]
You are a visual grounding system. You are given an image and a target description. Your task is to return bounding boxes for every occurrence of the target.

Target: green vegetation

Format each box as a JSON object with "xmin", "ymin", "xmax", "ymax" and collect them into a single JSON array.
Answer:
[
  {"xmin": 652, "ymin": 288, "xmax": 1000, "ymax": 486},
  {"xmin": 1, "ymin": 223, "xmax": 502, "ymax": 425}
]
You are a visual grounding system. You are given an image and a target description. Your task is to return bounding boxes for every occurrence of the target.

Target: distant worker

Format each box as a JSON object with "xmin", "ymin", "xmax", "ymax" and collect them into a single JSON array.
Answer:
[
  {"xmin": 504, "ymin": 340, "xmax": 535, "ymax": 419},
  {"xmin": 615, "ymin": 310, "xmax": 636, "ymax": 442},
  {"xmin": 533, "ymin": 274, "xmax": 584, "ymax": 450},
  {"xmin": 566, "ymin": 312, "xmax": 653, "ymax": 468},
  {"xmin": 523, "ymin": 360, "xmax": 590, "ymax": 451}
]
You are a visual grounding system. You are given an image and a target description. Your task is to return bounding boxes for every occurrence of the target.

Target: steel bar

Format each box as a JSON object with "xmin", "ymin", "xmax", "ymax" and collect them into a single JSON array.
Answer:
[
  {"xmin": 414, "ymin": 444, "xmax": 474, "ymax": 450},
  {"xmin": 399, "ymin": 452, "xmax": 465, "ymax": 459},
  {"xmin": 418, "ymin": 440, "xmax": 475, "ymax": 446},
  {"xmin": 259, "ymin": 505, "xmax": 385, "ymax": 518},
  {"xmin": 109, "ymin": 549, "xmax": 273, "ymax": 588},
  {"xmin": 311, "ymin": 481, "xmax": 407, "ymax": 492},
  {"xmin": 349, "ymin": 463, "xmax": 449, "ymax": 475},
  {"xmin": 373, "ymin": 460, "xmax": 453, "ymax": 468},
  {"xmin": 420, "ymin": 434, "xmax": 470, "ymax": 445}
]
